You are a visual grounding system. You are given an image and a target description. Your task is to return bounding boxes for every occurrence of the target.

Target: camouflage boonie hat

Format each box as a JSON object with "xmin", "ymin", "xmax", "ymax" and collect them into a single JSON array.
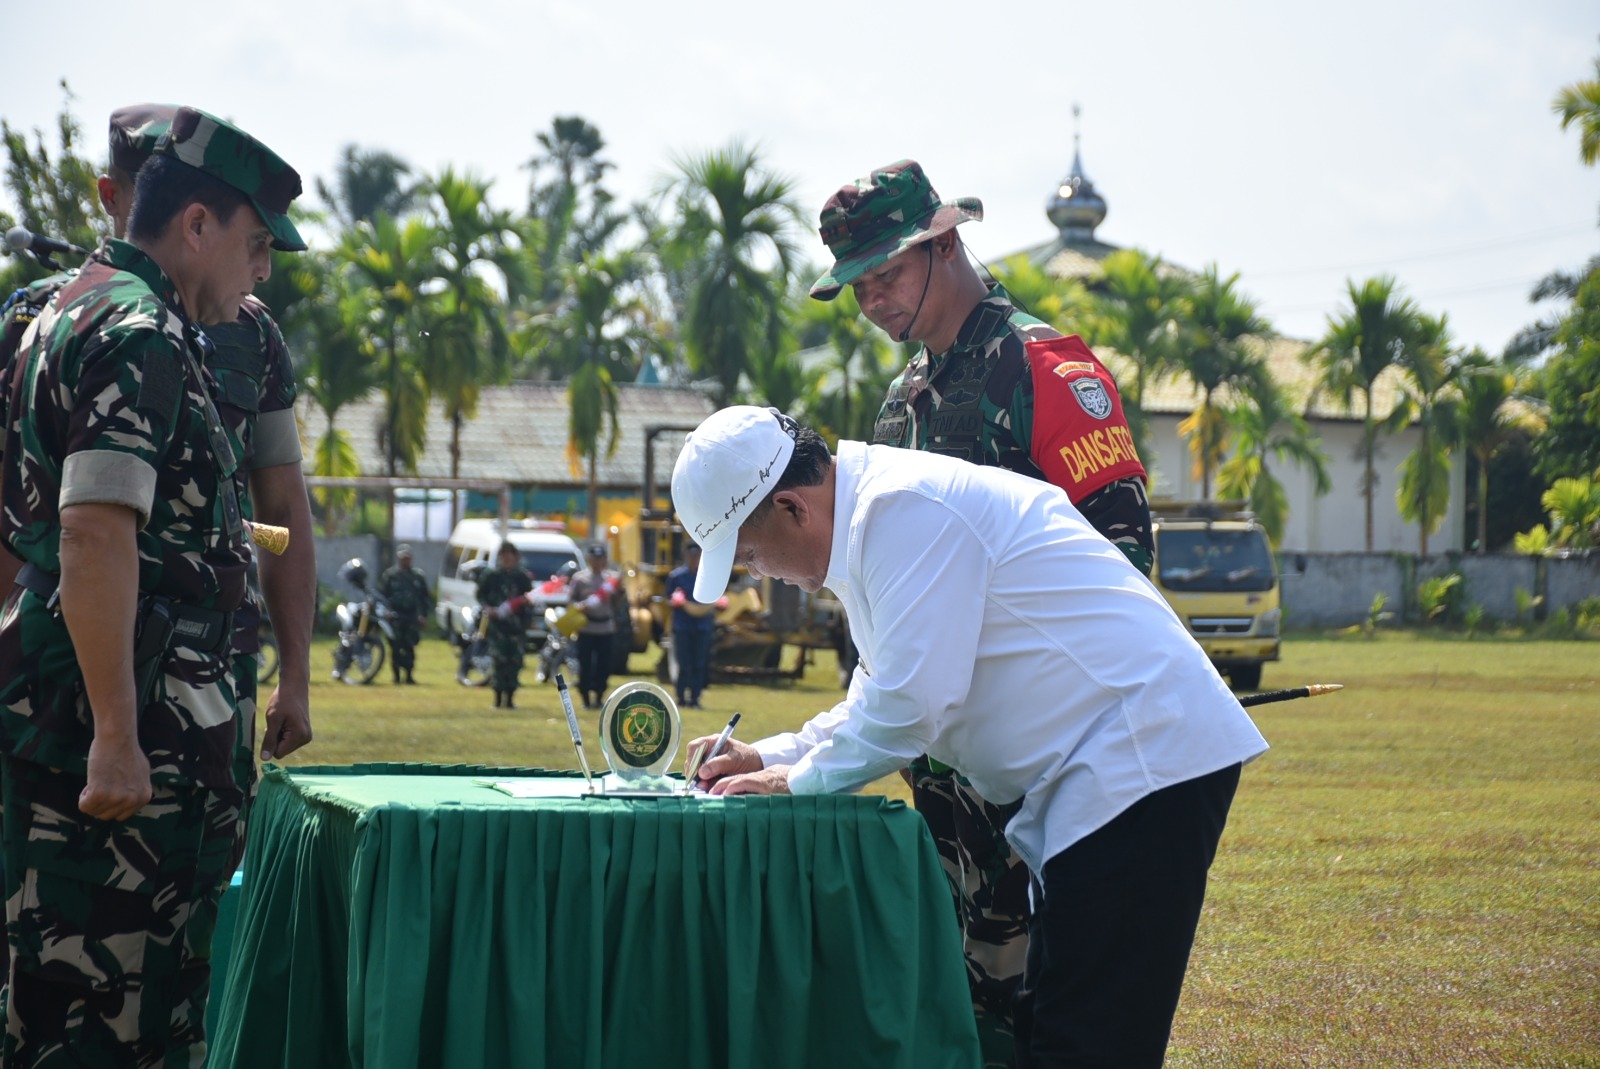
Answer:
[
  {"xmin": 809, "ymin": 159, "xmax": 982, "ymax": 301},
  {"xmin": 153, "ymin": 106, "xmax": 307, "ymax": 252},
  {"xmin": 108, "ymin": 104, "xmax": 177, "ymax": 174}
]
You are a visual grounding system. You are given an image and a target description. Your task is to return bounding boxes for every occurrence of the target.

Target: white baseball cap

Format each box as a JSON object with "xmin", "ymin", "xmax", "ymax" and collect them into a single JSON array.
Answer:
[{"xmin": 671, "ymin": 406, "xmax": 798, "ymax": 602}]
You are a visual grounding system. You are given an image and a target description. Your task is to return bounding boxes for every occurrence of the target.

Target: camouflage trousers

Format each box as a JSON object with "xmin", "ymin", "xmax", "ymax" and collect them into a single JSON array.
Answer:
[
  {"xmin": 489, "ymin": 621, "xmax": 525, "ymax": 693},
  {"xmin": 910, "ymin": 758, "xmax": 1031, "ymax": 1069},
  {"xmin": 1, "ymin": 755, "xmax": 241, "ymax": 1067},
  {"xmin": 389, "ymin": 619, "xmax": 422, "ymax": 673}
]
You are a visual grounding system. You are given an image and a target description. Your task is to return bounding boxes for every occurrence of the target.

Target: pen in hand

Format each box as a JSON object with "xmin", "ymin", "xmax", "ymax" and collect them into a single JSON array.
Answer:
[{"xmin": 685, "ymin": 712, "xmax": 740, "ymax": 792}]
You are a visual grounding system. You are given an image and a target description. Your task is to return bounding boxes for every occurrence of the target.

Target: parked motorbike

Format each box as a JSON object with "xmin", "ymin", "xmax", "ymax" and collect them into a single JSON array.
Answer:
[
  {"xmin": 331, "ymin": 559, "xmax": 397, "ymax": 686},
  {"xmin": 534, "ymin": 606, "xmax": 580, "ymax": 685}
]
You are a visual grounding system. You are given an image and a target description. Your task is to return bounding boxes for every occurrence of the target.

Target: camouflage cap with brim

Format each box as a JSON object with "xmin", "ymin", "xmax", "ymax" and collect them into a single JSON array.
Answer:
[
  {"xmin": 154, "ymin": 107, "xmax": 307, "ymax": 252},
  {"xmin": 108, "ymin": 104, "xmax": 177, "ymax": 175},
  {"xmin": 809, "ymin": 159, "xmax": 982, "ymax": 301}
]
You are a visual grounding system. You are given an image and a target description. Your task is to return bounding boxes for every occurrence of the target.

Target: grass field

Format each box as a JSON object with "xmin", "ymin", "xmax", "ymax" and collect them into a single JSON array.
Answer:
[{"xmin": 275, "ymin": 633, "xmax": 1598, "ymax": 1067}]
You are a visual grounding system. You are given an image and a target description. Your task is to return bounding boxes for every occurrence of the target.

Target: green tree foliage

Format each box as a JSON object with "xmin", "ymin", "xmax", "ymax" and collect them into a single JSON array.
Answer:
[
  {"xmin": 1084, "ymin": 248, "xmax": 1193, "ymax": 460},
  {"xmin": 0, "ymin": 83, "xmax": 102, "ymax": 292},
  {"xmin": 525, "ymin": 116, "xmax": 625, "ymax": 311},
  {"xmin": 1173, "ymin": 266, "xmax": 1272, "ymax": 498},
  {"xmin": 661, "ymin": 142, "xmax": 806, "ymax": 405},
  {"xmin": 1216, "ymin": 375, "xmax": 1331, "ymax": 545},
  {"xmin": 1455, "ymin": 354, "xmax": 1543, "ymax": 552},
  {"xmin": 1389, "ymin": 313, "xmax": 1459, "ymax": 557},
  {"xmin": 1553, "ymin": 41, "xmax": 1600, "ymax": 167},
  {"xmin": 337, "ymin": 213, "xmax": 443, "ymax": 476},
  {"xmin": 792, "ymin": 285, "xmax": 897, "ymax": 442},
  {"xmin": 1305, "ymin": 275, "xmax": 1431, "ymax": 551},
  {"xmin": 420, "ymin": 168, "xmax": 524, "ymax": 490},
  {"xmin": 316, "ymin": 145, "xmax": 419, "ymax": 229},
  {"xmin": 1532, "ymin": 267, "xmax": 1600, "ymax": 485},
  {"xmin": 1541, "ymin": 476, "xmax": 1600, "ymax": 550},
  {"xmin": 541, "ymin": 251, "xmax": 661, "ymax": 532}
]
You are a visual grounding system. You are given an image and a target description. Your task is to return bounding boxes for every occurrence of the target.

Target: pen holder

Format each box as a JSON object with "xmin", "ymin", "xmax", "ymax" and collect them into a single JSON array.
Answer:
[{"xmin": 598, "ymin": 682, "xmax": 680, "ymax": 792}]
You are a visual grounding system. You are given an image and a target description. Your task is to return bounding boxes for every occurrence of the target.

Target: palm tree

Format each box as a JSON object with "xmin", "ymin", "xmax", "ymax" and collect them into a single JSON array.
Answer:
[
  {"xmin": 526, "ymin": 116, "xmax": 625, "ymax": 307},
  {"xmin": 541, "ymin": 252, "xmax": 660, "ymax": 534},
  {"xmin": 1216, "ymin": 376, "xmax": 1332, "ymax": 546},
  {"xmin": 1304, "ymin": 275, "xmax": 1429, "ymax": 551},
  {"xmin": 338, "ymin": 213, "xmax": 442, "ymax": 479},
  {"xmin": 1389, "ymin": 313, "xmax": 1459, "ymax": 557},
  {"xmin": 421, "ymin": 168, "xmax": 525, "ymax": 523},
  {"xmin": 1455, "ymin": 354, "xmax": 1542, "ymax": 553},
  {"xmin": 294, "ymin": 261, "xmax": 379, "ymax": 532},
  {"xmin": 1553, "ymin": 44, "xmax": 1600, "ymax": 166},
  {"xmin": 661, "ymin": 142, "xmax": 806, "ymax": 405},
  {"xmin": 316, "ymin": 145, "xmax": 419, "ymax": 229},
  {"xmin": 991, "ymin": 254, "xmax": 1096, "ymax": 336},
  {"xmin": 1173, "ymin": 266, "xmax": 1272, "ymax": 497},
  {"xmin": 793, "ymin": 285, "xmax": 897, "ymax": 441},
  {"xmin": 1085, "ymin": 248, "xmax": 1194, "ymax": 460}
]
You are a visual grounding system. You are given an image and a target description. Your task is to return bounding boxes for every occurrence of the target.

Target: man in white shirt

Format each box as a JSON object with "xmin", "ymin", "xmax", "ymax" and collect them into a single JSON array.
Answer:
[{"xmin": 673, "ymin": 406, "xmax": 1269, "ymax": 1069}]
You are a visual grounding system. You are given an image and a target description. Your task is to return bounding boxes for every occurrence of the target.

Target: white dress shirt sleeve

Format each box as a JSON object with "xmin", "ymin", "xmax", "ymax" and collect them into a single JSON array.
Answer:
[{"xmin": 787, "ymin": 489, "xmax": 988, "ymax": 795}]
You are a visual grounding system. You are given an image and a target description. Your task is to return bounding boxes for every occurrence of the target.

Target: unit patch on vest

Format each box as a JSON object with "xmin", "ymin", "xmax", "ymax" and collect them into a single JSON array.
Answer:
[
  {"xmin": 1027, "ymin": 334, "xmax": 1146, "ymax": 502},
  {"xmin": 1070, "ymin": 377, "xmax": 1113, "ymax": 420}
]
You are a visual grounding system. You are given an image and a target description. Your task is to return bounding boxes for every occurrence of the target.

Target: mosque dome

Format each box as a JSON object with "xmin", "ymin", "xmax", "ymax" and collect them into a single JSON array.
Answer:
[{"xmin": 1046, "ymin": 144, "xmax": 1107, "ymax": 243}]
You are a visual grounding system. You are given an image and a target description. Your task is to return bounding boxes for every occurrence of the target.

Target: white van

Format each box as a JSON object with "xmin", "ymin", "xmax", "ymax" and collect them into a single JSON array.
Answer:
[{"xmin": 436, "ymin": 519, "xmax": 583, "ymax": 648}]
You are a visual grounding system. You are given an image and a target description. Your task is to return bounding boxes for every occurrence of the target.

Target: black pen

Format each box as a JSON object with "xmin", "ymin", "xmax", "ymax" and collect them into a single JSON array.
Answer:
[{"xmin": 685, "ymin": 712, "xmax": 740, "ymax": 793}]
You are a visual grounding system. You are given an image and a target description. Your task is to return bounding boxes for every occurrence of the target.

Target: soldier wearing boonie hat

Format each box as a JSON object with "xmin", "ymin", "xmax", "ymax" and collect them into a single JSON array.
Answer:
[
  {"xmin": 0, "ymin": 107, "xmax": 310, "ymax": 1064},
  {"xmin": 811, "ymin": 158, "xmax": 1153, "ymax": 1066}
]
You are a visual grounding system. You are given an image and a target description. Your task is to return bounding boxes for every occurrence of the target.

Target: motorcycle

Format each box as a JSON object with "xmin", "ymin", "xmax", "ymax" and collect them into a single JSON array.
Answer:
[
  {"xmin": 331, "ymin": 559, "xmax": 398, "ymax": 686},
  {"xmin": 534, "ymin": 605, "xmax": 580, "ymax": 685}
]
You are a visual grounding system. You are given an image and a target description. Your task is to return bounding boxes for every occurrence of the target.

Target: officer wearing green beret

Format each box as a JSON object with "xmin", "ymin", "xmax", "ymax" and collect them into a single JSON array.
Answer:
[{"xmin": 0, "ymin": 106, "xmax": 307, "ymax": 1065}]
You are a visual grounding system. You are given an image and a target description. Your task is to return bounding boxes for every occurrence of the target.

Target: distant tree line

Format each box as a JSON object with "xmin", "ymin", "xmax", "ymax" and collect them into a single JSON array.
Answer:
[{"xmin": 4, "ymin": 72, "xmax": 1597, "ymax": 553}]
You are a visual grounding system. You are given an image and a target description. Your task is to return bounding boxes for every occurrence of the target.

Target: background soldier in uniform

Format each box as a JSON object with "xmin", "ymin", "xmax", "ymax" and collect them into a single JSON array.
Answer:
[
  {"xmin": 379, "ymin": 544, "xmax": 432, "ymax": 684},
  {"xmin": 809, "ymin": 159, "xmax": 1154, "ymax": 1066},
  {"xmin": 0, "ymin": 107, "xmax": 306, "ymax": 1064},
  {"xmin": 477, "ymin": 541, "xmax": 533, "ymax": 709}
]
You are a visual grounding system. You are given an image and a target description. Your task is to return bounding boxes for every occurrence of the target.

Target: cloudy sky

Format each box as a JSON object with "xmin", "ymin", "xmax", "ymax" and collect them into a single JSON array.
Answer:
[{"xmin": 2, "ymin": 0, "xmax": 1594, "ymax": 354}]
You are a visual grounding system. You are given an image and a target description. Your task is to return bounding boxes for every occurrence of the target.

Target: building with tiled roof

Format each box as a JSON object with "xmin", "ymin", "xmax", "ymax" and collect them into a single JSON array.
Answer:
[{"xmin": 297, "ymin": 381, "xmax": 716, "ymax": 521}]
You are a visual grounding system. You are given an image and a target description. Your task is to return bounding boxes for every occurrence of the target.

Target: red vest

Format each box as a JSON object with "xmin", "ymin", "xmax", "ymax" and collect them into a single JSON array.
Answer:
[{"xmin": 1027, "ymin": 335, "xmax": 1145, "ymax": 501}]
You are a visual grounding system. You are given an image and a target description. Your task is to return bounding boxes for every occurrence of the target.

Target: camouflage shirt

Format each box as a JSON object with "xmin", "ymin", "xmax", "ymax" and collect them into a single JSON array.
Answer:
[
  {"xmin": 379, "ymin": 565, "xmax": 433, "ymax": 617},
  {"xmin": 0, "ymin": 239, "xmax": 253, "ymax": 787},
  {"xmin": 202, "ymin": 296, "xmax": 300, "ymax": 651},
  {"xmin": 874, "ymin": 283, "xmax": 1154, "ymax": 575},
  {"xmin": 3, "ymin": 271, "xmax": 299, "ymax": 652}
]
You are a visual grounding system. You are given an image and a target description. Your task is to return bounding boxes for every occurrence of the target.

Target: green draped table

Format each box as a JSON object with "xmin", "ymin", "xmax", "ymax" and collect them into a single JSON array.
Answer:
[{"xmin": 209, "ymin": 763, "xmax": 980, "ymax": 1069}]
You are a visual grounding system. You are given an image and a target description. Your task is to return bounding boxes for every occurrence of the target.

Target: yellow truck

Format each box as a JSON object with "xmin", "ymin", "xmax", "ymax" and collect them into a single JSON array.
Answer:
[{"xmin": 1149, "ymin": 500, "xmax": 1281, "ymax": 690}]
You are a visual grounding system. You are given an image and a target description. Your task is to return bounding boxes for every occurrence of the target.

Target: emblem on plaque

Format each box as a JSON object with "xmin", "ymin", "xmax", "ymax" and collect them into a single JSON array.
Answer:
[{"xmin": 599, "ymin": 682, "xmax": 681, "ymax": 790}]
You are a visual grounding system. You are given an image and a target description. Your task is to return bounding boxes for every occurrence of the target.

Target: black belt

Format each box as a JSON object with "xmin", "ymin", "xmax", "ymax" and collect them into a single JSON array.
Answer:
[{"xmin": 15, "ymin": 562, "xmax": 233, "ymax": 654}]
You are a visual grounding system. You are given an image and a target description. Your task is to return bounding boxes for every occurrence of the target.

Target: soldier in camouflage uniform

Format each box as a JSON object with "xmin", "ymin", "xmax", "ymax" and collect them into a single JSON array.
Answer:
[
  {"xmin": 378, "ymin": 544, "xmax": 432, "ymax": 684},
  {"xmin": 476, "ymin": 541, "xmax": 534, "ymax": 708},
  {"xmin": 0, "ymin": 107, "xmax": 306, "ymax": 1066},
  {"xmin": 0, "ymin": 105, "xmax": 316, "ymax": 791},
  {"xmin": 810, "ymin": 160, "xmax": 1155, "ymax": 1067}
]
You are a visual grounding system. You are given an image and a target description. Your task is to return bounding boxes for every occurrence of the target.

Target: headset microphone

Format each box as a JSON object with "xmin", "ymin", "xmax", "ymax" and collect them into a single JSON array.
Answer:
[{"xmin": 897, "ymin": 242, "xmax": 936, "ymax": 343}]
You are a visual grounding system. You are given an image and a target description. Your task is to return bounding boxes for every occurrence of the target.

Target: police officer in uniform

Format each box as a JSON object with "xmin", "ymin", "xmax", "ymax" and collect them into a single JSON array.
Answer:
[
  {"xmin": 379, "ymin": 544, "xmax": 432, "ymax": 684},
  {"xmin": 477, "ymin": 541, "xmax": 534, "ymax": 709},
  {"xmin": 810, "ymin": 159, "xmax": 1154, "ymax": 1066},
  {"xmin": 0, "ymin": 107, "xmax": 307, "ymax": 1065}
]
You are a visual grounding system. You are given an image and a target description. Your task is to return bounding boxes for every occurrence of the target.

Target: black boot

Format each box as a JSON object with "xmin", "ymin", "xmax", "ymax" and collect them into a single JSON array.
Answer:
[
  {"xmin": 406, "ymin": 669, "xmax": 417, "ymax": 685},
  {"xmin": 504, "ymin": 689, "xmax": 516, "ymax": 709},
  {"xmin": 493, "ymin": 690, "xmax": 503, "ymax": 708}
]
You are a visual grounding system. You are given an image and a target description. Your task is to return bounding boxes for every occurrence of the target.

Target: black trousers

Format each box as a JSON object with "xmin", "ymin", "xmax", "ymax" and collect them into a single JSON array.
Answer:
[
  {"xmin": 576, "ymin": 632, "xmax": 613, "ymax": 704},
  {"xmin": 1013, "ymin": 763, "xmax": 1241, "ymax": 1069}
]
